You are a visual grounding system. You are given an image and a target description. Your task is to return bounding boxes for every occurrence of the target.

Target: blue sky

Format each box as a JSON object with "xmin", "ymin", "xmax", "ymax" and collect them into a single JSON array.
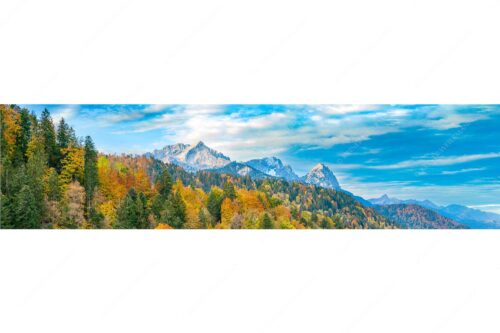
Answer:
[{"xmin": 23, "ymin": 104, "xmax": 500, "ymax": 212}]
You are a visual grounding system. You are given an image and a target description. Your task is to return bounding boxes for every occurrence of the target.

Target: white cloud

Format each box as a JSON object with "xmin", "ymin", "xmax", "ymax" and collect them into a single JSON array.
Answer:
[
  {"xmin": 314, "ymin": 104, "xmax": 380, "ymax": 115},
  {"xmin": 441, "ymin": 167, "xmax": 486, "ymax": 175},
  {"xmin": 51, "ymin": 105, "xmax": 78, "ymax": 123},
  {"xmin": 468, "ymin": 204, "xmax": 500, "ymax": 215},
  {"xmin": 143, "ymin": 104, "xmax": 169, "ymax": 113},
  {"xmin": 368, "ymin": 153, "xmax": 500, "ymax": 170},
  {"xmin": 338, "ymin": 148, "xmax": 381, "ymax": 158}
]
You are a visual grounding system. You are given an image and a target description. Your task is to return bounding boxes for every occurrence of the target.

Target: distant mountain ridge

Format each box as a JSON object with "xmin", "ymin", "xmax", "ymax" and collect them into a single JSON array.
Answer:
[
  {"xmin": 369, "ymin": 194, "xmax": 500, "ymax": 229},
  {"xmin": 374, "ymin": 204, "xmax": 467, "ymax": 229}
]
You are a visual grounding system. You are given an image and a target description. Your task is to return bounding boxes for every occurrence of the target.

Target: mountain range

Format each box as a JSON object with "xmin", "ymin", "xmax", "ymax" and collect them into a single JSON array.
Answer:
[
  {"xmin": 369, "ymin": 194, "xmax": 500, "ymax": 229},
  {"xmin": 374, "ymin": 204, "xmax": 467, "ymax": 229},
  {"xmin": 148, "ymin": 141, "xmax": 497, "ymax": 229},
  {"xmin": 150, "ymin": 141, "xmax": 341, "ymax": 189}
]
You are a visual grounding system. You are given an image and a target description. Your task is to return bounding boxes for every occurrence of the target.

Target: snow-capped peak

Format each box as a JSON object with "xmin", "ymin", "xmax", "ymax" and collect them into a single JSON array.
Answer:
[
  {"xmin": 151, "ymin": 142, "xmax": 230, "ymax": 171},
  {"xmin": 302, "ymin": 163, "xmax": 340, "ymax": 190},
  {"xmin": 245, "ymin": 156, "xmax": 300, "ymax": 181}
]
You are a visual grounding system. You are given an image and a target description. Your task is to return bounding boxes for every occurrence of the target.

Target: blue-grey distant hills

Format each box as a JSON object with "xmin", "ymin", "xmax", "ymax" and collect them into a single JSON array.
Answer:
[
  {"xmin": 374, "ymin": 204, "xmax": 467, "ymax": 229},
  {"xmin": 369, "ymin": 194, "xmax": 500, "ymax": 229}
]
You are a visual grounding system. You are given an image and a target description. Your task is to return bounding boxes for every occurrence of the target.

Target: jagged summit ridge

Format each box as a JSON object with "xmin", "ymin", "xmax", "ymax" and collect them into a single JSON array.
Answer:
[
  {"xmin": 150, "ymin": 143, "xmax": 342, "ymax": 190},
  {"xmin": 301, "ymin": 163, "xmax": 341, "ymax": 190},
  {"xmin": 151, "ymin": 141, "xmax": 230, "ymax": 171},
  {"xmin": 245, "ymin": 156, "xmax": 299, "ymax": 181}
]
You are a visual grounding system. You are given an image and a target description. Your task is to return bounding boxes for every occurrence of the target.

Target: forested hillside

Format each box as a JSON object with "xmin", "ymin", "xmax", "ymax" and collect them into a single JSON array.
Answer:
[
  {"xmin": 0, "ymin": 105, "xmax": 395, "ymax": 229},
  {"xmin": 374, "ymin": 204, "xmax": 466, "ymax": 229}
]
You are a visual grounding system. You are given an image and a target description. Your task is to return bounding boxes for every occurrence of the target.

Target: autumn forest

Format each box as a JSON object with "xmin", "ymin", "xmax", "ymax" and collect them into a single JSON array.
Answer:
[{"xmin": 0, "ymin": 104, "xmax": 396, "ymax": 229}]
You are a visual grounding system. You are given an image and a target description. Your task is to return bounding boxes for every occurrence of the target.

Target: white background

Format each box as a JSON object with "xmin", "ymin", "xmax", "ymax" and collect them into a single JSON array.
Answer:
[{"xmin": 1, "ymin": 0, "xmax": 500, "ymax": 332}]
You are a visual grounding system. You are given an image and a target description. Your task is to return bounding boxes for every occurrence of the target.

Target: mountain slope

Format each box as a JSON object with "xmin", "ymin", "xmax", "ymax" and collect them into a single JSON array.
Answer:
[
  {"xmin": 374, "ymin": 204, "xmax": 467, "ymax": 229},
  {"xmin": 245, "ymin": 157, "xmax": 300, "ymax": 181},
  {"xmin": 439, "ymin": 204, "xmax": 500, "ymax": 228},
  {"xmin": 369, "ymin": 194, "xmax": 500, "ymax": 229},
  {"xmin": 301, "ymin": 163, "xmax": 340, "ymax": 189}
]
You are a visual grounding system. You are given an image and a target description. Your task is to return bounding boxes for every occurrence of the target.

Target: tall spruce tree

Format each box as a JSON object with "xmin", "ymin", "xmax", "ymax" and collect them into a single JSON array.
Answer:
[
  {"xmin": 115, "ymin": 188, "xmax": 150, "ymax": 229},
  {"xmin": 13, "ymin": 108, "xmax": 31, "ymax": 165},
  {"xmin": 40, "ymin": 108, "xmax": 57, "ymax": 168},
  {"xmin": 25, "ymin": 131, "xmax": 48, "ymax": 227},
  {"xmin": 136, "ymin": 192, "xmax": 149, "ymax": 229},
  {"xmin": 223, "ymin": 181, "xmax": 237, "ymax": 200},
  {"xmin": 83, "ymin": 136, "xmax": 98, "ymax": 214},
  {"xmin": 207, "ymin": 188, "xmax": 224, "ymax": 225},
  {"xmin": 57, "ymin": 118, "xmax": 70, "ymax": 150},
  {"xmin": 14, "ymin": 185, "xmax": 39, "ymax": 228},
  {"xmin": 157, "ymin": 169, "xmax": 173, "ymax": 198},
  {"xmin": 161, "ymin": 191, "xmax": 186, "ymax": 229},
  {"xmin": 115, "ymin": 194, "xmax": 138, "ymax": 228},
  {"xmin": 262, "ymin": 213, "xmax": 274, "ymax": 229}
]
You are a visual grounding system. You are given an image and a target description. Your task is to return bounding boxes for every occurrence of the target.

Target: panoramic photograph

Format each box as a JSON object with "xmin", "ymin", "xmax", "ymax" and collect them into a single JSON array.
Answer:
[{"xmin": 1, "ymin": 104, "xmax": 499, "ymax": 229}]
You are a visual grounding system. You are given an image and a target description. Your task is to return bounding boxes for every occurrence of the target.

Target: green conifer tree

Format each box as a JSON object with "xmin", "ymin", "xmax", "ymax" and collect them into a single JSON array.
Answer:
[
  {"xmin": 14, "ymin": 185, "xmax": 39, "ymax": 228},
  {"xmin": 83, "ymin": 136, "xmax": 98, "ymax": 214},
  {"xmin": 40, "ymin": 108, "xmax": 57, "ymax": 168},
  {"xmin": 223, "ymin": 181, "xmax": 237, "ymax": 200},
  {"xmin": 262, "ymin": 213, "xmax": 274, "ymax": 229}
]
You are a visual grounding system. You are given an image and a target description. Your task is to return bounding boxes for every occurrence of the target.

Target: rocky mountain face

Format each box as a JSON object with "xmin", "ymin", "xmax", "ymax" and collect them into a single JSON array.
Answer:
[
  {"xmin": 301, "ymin": 163, "xmax": 340, "ymax": 190},
  {"xmin": 208, "ymin": 161, "xmax": 270, "ymax": 179},
  {"xmin": 151, "ymin": 141, "xmax": 231, "ymax": 171},
  {"xmin": 150, "ymin": 144, "xmax": 342, "ymax": 190},
  {"xmin": 245, "ymin": 157, "xmax": 300, "ymax": 181}
]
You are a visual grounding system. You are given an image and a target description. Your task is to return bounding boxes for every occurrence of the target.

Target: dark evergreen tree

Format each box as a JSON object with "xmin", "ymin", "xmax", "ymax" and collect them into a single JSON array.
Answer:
[
  {"xmin": 198, "ymin": 208, "xmax": 209, "ymax": 228},
  {"xmin": 25, "ymin": 133, "xmax": 47, "ymax": 227},
  {"xmin": 207, "ymin": 189, "xmax": 224, "ymax": 224},
  {"xmin": 68, "ymin": 127, "xmax": 78, "ymax": 146},
  {"xmin": 45, "ymin": 168, "xmax": 60, "ymax": 201},
  {"xmin": 14, "ymin": 185, "xmax": 39, "ymax": 228},
  {"xmin": 223, "ymin": 181, "xmax": 237, "ymax": 200},
  {"xmin": 135, "ymin": 192, "xmax": 149, "ymax": 229},
  {"xmin": 56, "ymin": 118, "xmax": 70, "ymax": 150},
  {"xmin": 156, "ymin": 169, "xmax": 173, "ymax": 198},
  {"xmin": 13, "ymin": 108, "xmax": 31, "ymax": 165},
  {"xmin": 311, "ymin": 212, "xmax": 318, "ymax": 226},
  {"xmin": 262, "ymin": 213, "xmax": 274, "ymax": 229},
  {"xmin": 0, "ymin": 192, "xmax": 13, "ymax": 228},
  {"xmin": 115, "ymin": 189, "xmax": 139, "ymax": 229},
  {"xmin": 114, "ymin": 189, "xmax": 150, "ymax": 229},
  {"xmin": 83, "ymin": 136, "xmax": 99, "ymax": 213},
  {"xmin": 161, "ymin": 191, "xmax": 186, "ymax": 229},
  {"xmin": 40, "ymin": 108, "xmax": 58, "ymax": 168}
]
